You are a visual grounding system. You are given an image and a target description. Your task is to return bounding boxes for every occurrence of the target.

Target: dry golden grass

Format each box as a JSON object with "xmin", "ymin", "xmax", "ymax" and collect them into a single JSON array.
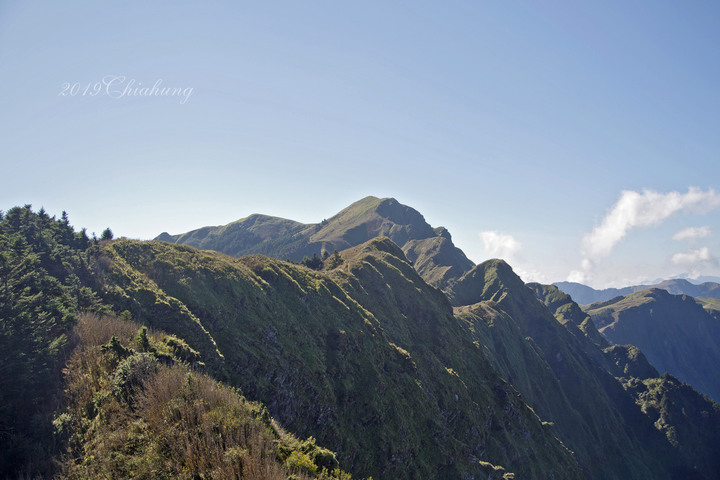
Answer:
[{"xmin": 56, "ymin": 313, "xmax": 340, "ymax": 480}]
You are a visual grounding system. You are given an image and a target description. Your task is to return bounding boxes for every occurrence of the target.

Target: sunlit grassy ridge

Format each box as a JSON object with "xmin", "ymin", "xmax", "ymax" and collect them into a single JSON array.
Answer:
[
  {"xmin": 103, "ymin": 236, "xmax": 581, "ymax": 479},
  {"xmin": 157, "ymin": 196, "xmax": 476, "ymax": 294},
  {"xmin": 0, "ymin": 206, "xmax": 356, "ymax": 479}
]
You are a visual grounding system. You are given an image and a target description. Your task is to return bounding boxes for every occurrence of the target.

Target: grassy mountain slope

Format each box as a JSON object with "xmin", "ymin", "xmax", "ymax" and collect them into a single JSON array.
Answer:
[
  {"xmin": 534, "ymin": 283, "xmax": 720, "ymax": 479},
  {"xmin": 603, "ymin": 344, "xmax": 659, "ymax": 380},
  {"xmin": 537, "ymin": 282, "xmax": 720, "ymax": 478},
  {"xmin": 55, "ymin": 313, "xmax": 355, "ymax": 480},
  {"xmin": 621, "ymin": 374, "xmax": 720, "ymax": 479},
  {"xmin": 156, "ymin": 214, "xmax": 310, "ymax": 259},
  {"xmin": 0, "ymin": 206, "xmax": 356, "ymax": 479},
  {"xmin": 584, "ymin": 288, "xmax": 720, "ymax": 402},
  {"xmin": 3, "ymin": 207, "xmax": 579, "ymax": 479},
  {"xmin": 156, "ymin": 196, "xmax": 475, "ymax": 293},
  {"xmin": 528, "ymin": 283, "xmax": 610, "ymax": 352},
  {"xmin": 453, "ymin": 261, "xmax": 678, "ymax": 479},
  {"xmin": 555, "ymin": 279, "xmax": 720, "ymax": 305},
  {"xmin": 7, "ymin": 204, "xmax": 720, "ymax": 479},
  {"xmin": 102, "ymin": 236, "xmax": 581, "ymax": 479}
]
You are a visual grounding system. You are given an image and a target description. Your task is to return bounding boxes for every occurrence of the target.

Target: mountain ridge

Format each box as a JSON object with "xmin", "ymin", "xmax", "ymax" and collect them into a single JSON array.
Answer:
[
  {"xmin": 5, "ymin": 203, "xmax": 720, "ymax": 479},
  {"xmin": 584, "ymin": 288, "xmax": 720, "ymax": 402},
  {"xmin": 555, "ymin": 279, "xmax": 720, "ymax": 305},
  {"xmin": 156, "ymin": 196, "xmax": 476, "ymax": 297}
]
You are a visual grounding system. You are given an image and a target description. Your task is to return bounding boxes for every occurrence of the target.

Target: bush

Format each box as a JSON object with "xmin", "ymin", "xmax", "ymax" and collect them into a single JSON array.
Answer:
[
  {"xmin": 284, "ymin": 451, "xmax": 318, "ymax": 475},
  {"xmin": 112, "ymin": 353, "xmax": 159, "ymax": 404}
]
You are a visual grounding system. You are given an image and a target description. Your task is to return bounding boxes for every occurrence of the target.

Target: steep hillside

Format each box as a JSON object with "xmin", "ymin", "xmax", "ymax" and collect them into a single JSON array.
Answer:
[
  {"xmin": 584, "ymin": 288, "xmax": 720, "ymax": 402},
  {"xmin": 0, "ymin": 206, "xmax": 356, "ymax": 480},
  {"xmin": 529, "ymin": 281, "xmax": 720, "ymax": 479},
  {"xmin": 102, "ymin": 237, "xmax": 581, "ymax": 479},
  {"xmin": 555, "ymin": 279, "xmax": 720, "ymax": 305},
  {"xmin": 528, "ymin": 283, "xmax": 609, "ymax": 350},
  {"xmin": 621, "ymin": 374, "xmax": 720, "ymax": 478},
  {"xmin": 56, "ymin": 313, "xmax": 355, "ymax": 479},
  {"xmin": 454, "ymin": 261, "xmax": 677, "ymax": 479},
  {"xmin": 603, "ymin": 344, "xmax": 659, "ymax": 380},
  {"xmin": 1, "ymin": 207, "xmax": 580, "ymax": 479},
  {"xmin": 156, "ymin": 196, "xmax": 475, "ymax": 293}
]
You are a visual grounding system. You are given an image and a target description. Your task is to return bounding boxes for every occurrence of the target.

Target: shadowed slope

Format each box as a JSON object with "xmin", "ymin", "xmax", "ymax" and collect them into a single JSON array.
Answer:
[
  {"xmin": 454, "ymin": 260, "xmax": 685, "ymax": 479},
  {"xmin": 585, "ymin": 288, "xmax": 720, "ymax": 402}
]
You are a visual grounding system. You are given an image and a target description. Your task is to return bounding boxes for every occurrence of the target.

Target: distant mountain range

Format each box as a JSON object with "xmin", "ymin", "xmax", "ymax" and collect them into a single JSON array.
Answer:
[
  {"xmin": 554, "ymin": 279, "xmax": 720, "ymax": 305},
  {"xmin": 583, "ymin": 288, "xmax": 720, "ymax": 402}
]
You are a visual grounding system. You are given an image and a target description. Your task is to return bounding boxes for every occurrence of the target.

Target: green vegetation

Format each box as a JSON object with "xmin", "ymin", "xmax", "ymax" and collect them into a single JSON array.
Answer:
[
  {"xmin": 535, "ymin": 282, "xmax": 720, "ymax": 478},
  {"xmin": 454, "ymin": 261, "xmax": 720, "ymax": 479},
  {"xmin": 621, "ymin": 373, "xmax": 720, "ymax": 479},
  {"xmin": 100, "ymin": 227, "xmax": 114, "ymax": 241},
  {"xmin": 5, "ymin": 202, "xmax": 720, "ymax": 479},
  {"xmin": 157, "ymin": 196, "xmax": 476, "ymax": 293},
  {"xmin": 299, "ymin": 252, "xmax": 323, "ymax": 270},
  {"xmin": 585, "ymin": 288, "xmax": 720, "ymax": 401},
  {"xmin": 528, "ymin": 282, "xmax": 609, "ymax": 351},
  {"xmin": 603, "ymin": 344, "xmax": 659, "ymax": 380},
  {"xmin": 0, "ymin": 206, "xmax": 107, "ymax": 477},
  {"xmin": 100, "ymin": 237, "xmax": 581, "ymax": 479},
  {"xmin": 55, "ymin": 313, "xmax": 355, "ymax": 480},
  {"xmin": 0, "ymin": 206, "xmax": 354, "ymax": 479}
]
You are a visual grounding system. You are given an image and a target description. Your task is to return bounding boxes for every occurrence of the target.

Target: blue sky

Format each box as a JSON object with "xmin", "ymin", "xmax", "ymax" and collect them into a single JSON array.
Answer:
[{"xmin": 1, "ymin": 1, "xmax": 719, "ymax": 288}]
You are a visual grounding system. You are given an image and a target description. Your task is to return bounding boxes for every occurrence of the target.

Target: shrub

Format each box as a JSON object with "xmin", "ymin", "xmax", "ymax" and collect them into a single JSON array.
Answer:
[
  {"xmin": 284, "ymin": 451, "xmax": 318, "ymax": 475},
  {"xmin": 112, "ymin": 353, "xmax": 159, "ymax": 404}
]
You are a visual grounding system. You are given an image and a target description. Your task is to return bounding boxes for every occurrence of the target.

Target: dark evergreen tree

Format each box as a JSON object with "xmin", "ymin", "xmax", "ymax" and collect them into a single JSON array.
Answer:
[
  {"xmin": 0, "ymin": 206, "xmax": 105, "ymax": 477},
  {"xmin": 300, "ymin": 252, "xmax": 323, "ymax": 270},
  {"xmin": 327, "ymin": 250, "xmax": 343, "ymax": 269}
]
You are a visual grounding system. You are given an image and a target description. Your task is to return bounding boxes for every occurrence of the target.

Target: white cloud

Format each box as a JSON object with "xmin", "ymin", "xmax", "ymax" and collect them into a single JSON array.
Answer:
[
  {"xmin": 567, "ymin": 270, "xmax": 587, "ymax": 283},
  {"xmin": 515, "ymin": 268, "xmax": 548, "ymax": 284},
  {"xmin": 480, "ymin": 230, "xmax": 521, "ymax": 260},
  {"xmin": 582, "ymin": 187, "xmax": 720, "ymax": 262},
  {"xmin": 671, "ymin": 247, "xmax": 718, "ymax": 279},
  {"xmin": 672, "ymin": 226, "xmax": 711, "ymax": 241},
  {"xmin": 671, "ymin": 247, "xmax": 715, "ymax": 265}
]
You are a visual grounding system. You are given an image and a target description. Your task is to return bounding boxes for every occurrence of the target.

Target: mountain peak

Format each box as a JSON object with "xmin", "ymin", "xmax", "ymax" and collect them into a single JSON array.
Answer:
[
  {"xmin": 445, "ymin": 258, "xmax": 525, "ymax": 307},
  {"xmin": 155, "ymin": 196, "xmax": 476, "ymax": 296}
]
